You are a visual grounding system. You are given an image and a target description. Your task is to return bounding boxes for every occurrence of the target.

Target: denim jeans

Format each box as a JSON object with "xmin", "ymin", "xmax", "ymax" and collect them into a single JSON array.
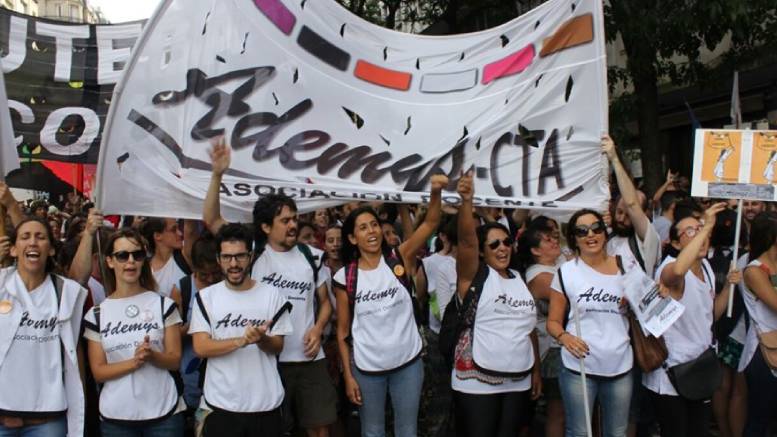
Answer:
[
  {"xmin": 559, "ymin": 366, "xmax": 632, "ymax": 437},
  {"xmin": 0, "ymin": 417, "xmax": 66, "ymax": 437},
  {"xmin": 352, "ymin": 357, "xmax": 423, "ymax": 437},
  {"xmin": 100, "ymin": 412, "xmax": 183, "ymax": 437}
]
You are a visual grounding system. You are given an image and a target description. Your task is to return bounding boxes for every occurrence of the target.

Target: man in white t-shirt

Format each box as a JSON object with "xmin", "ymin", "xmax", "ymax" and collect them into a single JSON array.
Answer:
[
  {"xmin": 203, "ymin": 140, "xmax": 336, "ymax": 436},
  {"xmin": 190, "ymin": 223, "xmax": 292, "ymax": 436},
  {"xmin": 603, "ymin": 137, "xmax": 662, "ymax": 277}
]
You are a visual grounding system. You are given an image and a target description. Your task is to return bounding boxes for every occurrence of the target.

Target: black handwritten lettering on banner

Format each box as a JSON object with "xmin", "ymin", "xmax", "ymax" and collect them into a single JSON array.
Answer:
[
  {"xmin": 97, "ymin": 0, "xmax": 609, "ymax": 216},
  {"xmin": 0, "ymin": 8, "xmax": 143, "ymax": 163}
]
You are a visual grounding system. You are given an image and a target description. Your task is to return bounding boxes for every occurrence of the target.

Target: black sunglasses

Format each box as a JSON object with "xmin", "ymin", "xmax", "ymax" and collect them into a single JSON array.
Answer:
[
  {"xmin": 111, "ymin": 250, "xmax": 147, "ymax": 263},
  {"xmin": 487, "ymin": 238, "xmax": 513, "ymax": 250},
  {"xmin": 573, "ymin": 221, "xmax": 606, "ymax": 238}
]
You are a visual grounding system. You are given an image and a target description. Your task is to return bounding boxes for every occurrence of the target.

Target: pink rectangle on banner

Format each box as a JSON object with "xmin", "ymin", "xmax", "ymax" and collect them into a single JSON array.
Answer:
[
  {"xmin": 482, "ymin": 44, "xmax": 535, "ymax": 84},
  {"xmin": 254, "ymin": 0, "xmax": 296, "ymax": 35}
]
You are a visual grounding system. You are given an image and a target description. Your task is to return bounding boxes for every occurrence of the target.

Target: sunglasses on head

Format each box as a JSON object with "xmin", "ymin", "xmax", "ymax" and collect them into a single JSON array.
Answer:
[
  {"xmin": 111, "ymin": 250, "xmax": 147, "ymax": 263},
  {"xmin": 486, "ymin": 238, "xmax": 513, "ymax": 250},
  {"xmin": 573, "ymin": 221, "xmax": 606, "ymax": 238}
]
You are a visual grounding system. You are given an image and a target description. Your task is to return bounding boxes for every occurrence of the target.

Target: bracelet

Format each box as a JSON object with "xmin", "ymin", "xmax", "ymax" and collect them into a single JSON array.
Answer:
[
  {"xmin": 234, "ymin": 337, "xmax": 246, "ymax": 349},
  {"xmin": 556, "ymin": 331, "xmax": 569, "ymax": 341}
]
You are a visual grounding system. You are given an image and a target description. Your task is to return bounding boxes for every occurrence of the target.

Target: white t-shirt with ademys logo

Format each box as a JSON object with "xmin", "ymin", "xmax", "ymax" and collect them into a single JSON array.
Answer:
[
  {"xmin": 188, "ymin": 281, "xmax": 292, "ymax": 413},
  {"xmin": 471, "ymin": 267, "xmax": 536, "ymax": 374},
  {"xmin": 0, "ymin": 274, "xmax": 66, "ymax": 415},
  {"xmin": 422, "ymin": 253, "xmax": 457, "ymax": 334},
  {"xmin": 333, "ymin": 257, "xmax": 422, "ymax": 373},
  {"xmin": 251, "ymin": 244, "xmax": 326, "ymax": 362},
  {"xmin": 550, "ymin": 259, "xmax": 633, "ymax": 377},
  {"xmin": 83, "ymin": 291, "xmax": 183, "ymax": 421}
]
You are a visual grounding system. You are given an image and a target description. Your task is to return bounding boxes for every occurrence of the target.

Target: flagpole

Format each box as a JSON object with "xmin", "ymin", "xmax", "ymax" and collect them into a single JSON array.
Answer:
[
  {"xmin": 573, "ymin": 303, "xmax": 593, "ymax": 437},
  {"xmin": 727, "ymin": 71, "xmax": 742, "ymax": 318}
]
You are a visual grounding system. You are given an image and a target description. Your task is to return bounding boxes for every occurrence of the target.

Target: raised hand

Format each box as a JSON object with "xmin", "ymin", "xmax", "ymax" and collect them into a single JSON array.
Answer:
[
  {"xmin": 456, "ymin": 171, "xmax": 474, "ymax": 202},
  {"xmin": 702, "ymin": 202, "xmax": 728, "ymax": 230},
  {"xmin": 430, "ymin": 174, "xmax": 449, "ymax": 192},
  {"xmin": 602, "ymin": 134, "xmax": 617, "ymax": 161},
  {"xmin": 208, "ymin": 136, "xmax": 231, "ymax": 176}
]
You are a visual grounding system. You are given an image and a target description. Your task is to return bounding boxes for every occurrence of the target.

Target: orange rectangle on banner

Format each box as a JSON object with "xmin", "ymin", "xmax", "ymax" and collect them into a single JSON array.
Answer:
[
  {"xmin": 354, "ymin": 60, "xmax": 412, "ymax": 91},
  {"xmin": 540, "ymin": 14, "xmax": 594, "ymax": 57}
]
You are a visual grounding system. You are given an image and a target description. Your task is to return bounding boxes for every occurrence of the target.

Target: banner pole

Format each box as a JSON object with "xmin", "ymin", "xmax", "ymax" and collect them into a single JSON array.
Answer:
[
  {"xmin": 727, "ymin": 199, "xmax": 743, "ymax": 318},
  {"xmin": 573, "ymin": 303, "xmax": 593, "ymax": 437}
]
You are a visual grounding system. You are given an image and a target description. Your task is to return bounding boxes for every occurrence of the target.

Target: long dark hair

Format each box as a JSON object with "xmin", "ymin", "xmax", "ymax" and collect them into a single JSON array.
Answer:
[
  {"xmin": 340, "ymin": 206, "xmax": 392, "ymax": 265},
  {"xmin": 103, "ymin": 228, "xmax": 157, "ymax": 294},
  {"xmin": 565, "ymin": 209, "xmax": 608, "ymax": 254},
  {"xmin": 749, "ymin": 211, "xmax": 777, "ymax": 261},
  {"xmin": 11, "ymin": 217, "xmax": 58, "ymax": 273}
]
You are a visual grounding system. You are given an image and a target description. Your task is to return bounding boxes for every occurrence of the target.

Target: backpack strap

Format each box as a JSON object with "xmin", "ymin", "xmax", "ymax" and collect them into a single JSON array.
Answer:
[
  {"xmin": 179, "ymin": 275, "xmax": 193, "ymax": 323},
  {"xmin": 557, "ymin": 265, "xmax": 570, "ymax": 330},
  {"xmin": 173, "ymin": 249, "xmax": 192, "ymax": 276},
  {"xmin": 385, "ymin": 249, "xmax": 414, "ymax": 298},
  {"xmin": 344, "ymin": 260, "xmax": 359, "ymax": 309},
  {"xmin": 627, "ymin": 234, "xmax": 646, "ymax": 272},
  {"xmin": 615, "ymin": 255, "xmax": 626, "ymax": 274},
  {"xmin": 194, "ymin": 292, "xmax": 210, "ymax": 325},
  {"xmin": 296, "ymin": 243, "xmax": 321, "ymax": 287}
]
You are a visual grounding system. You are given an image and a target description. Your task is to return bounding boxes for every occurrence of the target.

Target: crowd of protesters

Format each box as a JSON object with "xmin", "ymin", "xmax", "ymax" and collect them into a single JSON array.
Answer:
[{"xmin": 0, "ymin": 135, "xmax": 776, "ymax": 437}]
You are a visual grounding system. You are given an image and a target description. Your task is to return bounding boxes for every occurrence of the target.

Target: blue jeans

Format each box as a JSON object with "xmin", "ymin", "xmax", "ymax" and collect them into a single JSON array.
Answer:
[
  {"xmin": 352, "ymin": 357, "xmax": 423, "ymax": 437},
  {"xmin": 0, "ymin": 417, "xmax": 66, "ymax": 437},
  {"xmin": 559, "ymin": 366, "xmax": 632, "ymax": 437},
  {"xmin": 100, "ymin": 413, "xmax": 183, "ymax": 437}
]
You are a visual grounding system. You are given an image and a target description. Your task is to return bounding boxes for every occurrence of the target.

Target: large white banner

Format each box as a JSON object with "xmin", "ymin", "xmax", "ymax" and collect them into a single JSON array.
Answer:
[
  {"xmin": 0, "ymin": 58, "xmax": 20, "ymax": 180},
  {"xmin": 97, "ymin": 0, "xmax": 610, "ymax": 219}
]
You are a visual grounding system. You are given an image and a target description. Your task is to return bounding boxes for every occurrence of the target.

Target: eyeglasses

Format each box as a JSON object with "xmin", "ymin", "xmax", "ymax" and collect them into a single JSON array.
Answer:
[
  {"xmin": 487, "ymin": 238, "xmax": 513, "ymax": 250},
  {"xmin": 541, "ymin": 232, "xmax": 560, "ymax": 242},
  {"xmin": 573, "ymin": 221, "xmax": 606, "ymax": 238},
  {"xmin": 681, "ymin": 225, "xmax": 703, "ymax": 238},
  {"xmin": 218, "ymin": 252, "xmax": 251, "ymax": 263},
  {"xmin": 111, "ymin": 250, "xmax": 147, "ymax": 263}
]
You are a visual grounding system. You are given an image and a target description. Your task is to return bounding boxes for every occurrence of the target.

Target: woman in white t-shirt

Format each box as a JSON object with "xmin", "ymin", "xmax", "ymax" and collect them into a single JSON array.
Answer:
[
  {"xmin": 547, "ymin": 209, "xmax": 633, "ymax": 437},
  {"xmin": 451, "ymin": 172, "xmax": 540, "ymax": 437},
  {"xmin": 740, "ymin": 211, "xmax": 777, "ymax": 437},
  {"xmin": 83, "ymin": 228, "xmax": 184, "ymax": 436},
  {"xmin": 333, "ymin": 175, "xmax": 447, "ymax": 437},
  {"xmin": 516, "ymin": 219, "xmax": 563, "ymax": 437},
  {"xmin": 643, "ymin": 203, "xmax": 738, "ymax": 437},
  {"xmin": 0, "ymin": 218, "xmax": 87, "ymax": 436}
]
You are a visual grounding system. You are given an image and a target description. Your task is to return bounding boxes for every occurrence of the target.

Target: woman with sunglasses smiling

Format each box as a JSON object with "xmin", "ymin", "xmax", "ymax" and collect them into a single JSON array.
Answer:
[
  {"xmin": 451, "ymin": 171, "xmax": 541, "ymax": 437},
  {"xmin": 0, "ymin": 218, "xmax": 88, "ymax": 436},
  {"xmin": 643, "ymin": 202, "xmax": 739, "ymax": 437},
  {"xmin": 83, "ymin": 228, "xmax": 185, "ymax": 436},
  {"xmin": 547, "ymin": 208, "xmax": 633, "ymax": 437}
]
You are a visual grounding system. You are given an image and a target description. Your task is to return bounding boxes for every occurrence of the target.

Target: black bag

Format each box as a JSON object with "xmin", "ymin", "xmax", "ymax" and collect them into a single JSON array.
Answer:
[
  {"xmin": 438, "ymin": 264, "xmax": 489, "ymax": 368},
  {"xmin": 665, "ymin": 347, "xmax": 722, "ymax": 401}
]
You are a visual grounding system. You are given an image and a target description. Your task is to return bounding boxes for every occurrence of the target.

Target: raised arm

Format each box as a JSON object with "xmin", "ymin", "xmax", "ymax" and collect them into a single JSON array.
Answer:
[
  {"xmin": 203, "ymin": 138, "xmax": 230, "ymax": 234},
  {"xmin": 398, "ymin": 174, "xmax": 447, "ymax": 266},
  {"xmin": 652, "ymin": 170, "xmax": 676, "ymax": 211},
  {"xmin": 0, "ymin": 182, "xmax": 24, "ymax": 228},
  {"xmin": 456, "ymin": 171, "xmax": 478, "ymax": 299},
  {"xmin": 660, "ymin": 202, "xmax": 726, "ymax": 294},
  {"xmin": 68, "ymin": 208, "xmax": 103, "ymax": 285},
  {"xmin": 603, "ymin": 135, "xmax": 649, "ymax": 240}
]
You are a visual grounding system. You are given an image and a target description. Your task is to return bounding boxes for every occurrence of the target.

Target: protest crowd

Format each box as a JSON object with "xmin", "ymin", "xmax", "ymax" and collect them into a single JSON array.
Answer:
[{"xmin": 1, "ymin": 133, "xmax": 777, "ymax": 437}]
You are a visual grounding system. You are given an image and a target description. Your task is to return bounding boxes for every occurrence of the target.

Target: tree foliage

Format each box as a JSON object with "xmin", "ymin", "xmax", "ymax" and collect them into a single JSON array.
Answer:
[{"xmin": 605, "ymin": 0, "xmax": 777, "ymax": 193}]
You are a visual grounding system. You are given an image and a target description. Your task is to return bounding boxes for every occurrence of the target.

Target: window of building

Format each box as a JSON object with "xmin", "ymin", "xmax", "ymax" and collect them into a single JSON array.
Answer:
[{"xmin": 71, "ymin": 4, "xmax": 78, "ymax": 19}]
